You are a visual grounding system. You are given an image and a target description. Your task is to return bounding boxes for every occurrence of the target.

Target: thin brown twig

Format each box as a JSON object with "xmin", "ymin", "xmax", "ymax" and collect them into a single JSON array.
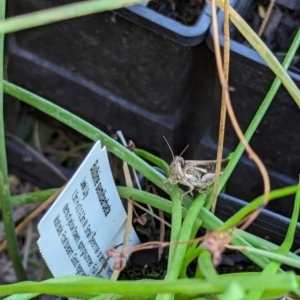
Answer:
[
  {"xmin": 211, "ymin": 0, "xmax": 230, "ymax": 214},
  {"xmin": 132, "ymin": 205, "xmax": 140, "ymax": 218},
  {"xmin": 110, "ymin": 161, "xmax": 133, "ymax": 279},
  {"xmin": 258, "ymin": 0, "xmax": 276, "ymax": 37},
  {"xmin": 210, "ymin": 0, "xmax": 270, "ymax": 230},
  {"xmin": 0, "ymin": 186, "xmax": 65, "ymax": 253},
  {"xmin": 117, "ymin": 131, "xmax": 155, "ymax": 226},
  {"xmin": 109, "ymin": 229, "xmax": 231, "ymax": 259},
  {"xmin": 106, "ymin": 218, "xmax": 256, "ymax": 267},
  {"xmin": 110, "ymin": 131, "xmax": 135, "ymax": 279}
]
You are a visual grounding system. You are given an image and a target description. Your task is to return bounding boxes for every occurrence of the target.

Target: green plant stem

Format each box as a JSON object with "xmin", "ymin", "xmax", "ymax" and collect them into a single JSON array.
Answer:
[
  {"xmin": 244, "ymin": 180, "xmax": 300, "ymax": 300},
  {"xmin": 0, "ymin": 0, "xmax": 145, "ymax": 34},
  {"xmin": 168, "ymin": 194, "xmax": 205, "ymax": 274},
  {"xmin": 0, "ymin": 0, "xmax": 27, "ymax": 281},
  {"xmin": 198, "ymin": 251, "xmax": 218, "ymax": 281},
  {"xmin": 156, "ymin": 194, "xmax": 206, "ymax": 300},
  {"xmin": 230, "ymin": 247, "xmax": 300, "ymax": 269},
  {"xmin": 180, "ymin": 242, "xmax": 200, "ymax": 278},
  {"xmin": 215, "ymin": 2, "xmax": 300, "ymax": 106},
  {"xmin": 192, "ymin": 247, "xmax": 206, "ymax": 279},
  {"xmin": 183, "ymin": 227, "xmax": 201, "ymax": 277},
  {"xmin": 0, "ymin": 274, "xmax": 296, "ymax": 298},
  {"xmin": 168, "ymin": 186, "xmax": 182, "ymax": 272},
  {"xmin": 206, "ymin": 28, "xmax": 300, "ymax": 209},
  {"xmin": 219, "ymin": 283, "xmax": 245, "ymax": 300},
  {"xmin": 3, "ymin": 293, "xmax": 39, "ymax": 300},
  {"xmin": 90, "ymin": 295, "xmax": 152, "ymax": 300},
  {"xmin": 2, "ymin": 189, "xmax": 58, "ymax": 208},
  {"xmin": 59, "ymin": 142, "xmax": 93, "ymax": 164},
  {"xmin": 240, "ymin": 230, "xmax": 299, "ymax": 261},
  {"xmin": 135, "ymin": 149, "xmax": 169, "ymax": 176}
]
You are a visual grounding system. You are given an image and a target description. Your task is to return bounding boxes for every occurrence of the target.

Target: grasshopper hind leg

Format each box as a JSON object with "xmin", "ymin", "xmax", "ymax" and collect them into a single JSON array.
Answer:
[
  {"xmin": 196, "ymin": 183, "xmax": 211, "ymax": 195},
  {"xmin": 179, "ymin": 185, "xmax": 195, "ymax": 203}
]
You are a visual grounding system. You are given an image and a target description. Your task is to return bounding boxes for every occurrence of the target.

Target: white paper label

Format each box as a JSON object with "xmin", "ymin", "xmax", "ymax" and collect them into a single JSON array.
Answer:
[{"xmin": 37, "ymin": 140, "xmax": 140, "ymax": 278}]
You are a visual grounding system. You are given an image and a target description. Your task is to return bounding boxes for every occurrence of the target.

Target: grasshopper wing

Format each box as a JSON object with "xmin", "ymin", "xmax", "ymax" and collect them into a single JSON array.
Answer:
[{"xmin": 185, "ymin": 158, "xmax": 229, "ymax": 173}]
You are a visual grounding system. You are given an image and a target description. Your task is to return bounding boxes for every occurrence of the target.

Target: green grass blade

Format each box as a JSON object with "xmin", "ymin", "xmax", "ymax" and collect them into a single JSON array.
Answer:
[
  {"xmin": 198, "ymin": 250, "xmax": 218, "ymax": 281},
  {"xmin": 134, "ymin": 149, "xmax": 169, "ymax": 176},
  {"xmin": 0, "ymin": 0, "xmax": 27, "ymax": 281},
  {"xmin": 3, "ymin": 294, "xmax": 39, "ymax": 300},
  {"xmin": 0, "ymin": 0, "xmax": 145, "ymax": 34},
  {"xmin": 0, "ymin": 274, "xmax": 296, "ymax": 298},
  {"xmin": 219, "ymin": 283, "xmax": 244, "ymax": 300},
  {"xmin": 168, "ymin": 186, "xmax": 182, "ymax": 271},
  {"xmin": 2, "ymin": 188, "xmax": 57, "ymax": 208}
]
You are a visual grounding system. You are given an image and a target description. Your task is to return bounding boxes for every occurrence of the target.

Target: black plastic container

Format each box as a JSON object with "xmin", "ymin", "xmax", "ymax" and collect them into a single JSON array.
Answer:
[
  {"xmin": 187, "ymin": 0, "xmax": 300, "ymax": 219},
  {"xmin": 6, "ymin": 0, "xmax": 213, "ymax": 160}
]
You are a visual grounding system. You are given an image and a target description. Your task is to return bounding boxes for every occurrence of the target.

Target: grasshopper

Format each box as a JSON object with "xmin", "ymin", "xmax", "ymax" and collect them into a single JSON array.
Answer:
[{"xmin": 163, "ymin": 137, "xmax": 229, "ymax": 201}]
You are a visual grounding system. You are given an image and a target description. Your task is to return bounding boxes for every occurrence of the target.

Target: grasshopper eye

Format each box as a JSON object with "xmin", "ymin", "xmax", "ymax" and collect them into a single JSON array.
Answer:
[{"xmin": 178, "ymin": 157, "xmax": 185, "ymax": 168}]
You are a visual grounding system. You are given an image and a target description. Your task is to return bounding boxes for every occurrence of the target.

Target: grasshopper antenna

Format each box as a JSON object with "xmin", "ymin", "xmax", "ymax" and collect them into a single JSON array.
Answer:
[
  {"xmin": 163, "ymin": 136, "xmax": 174, "ymax": 160},
  {"xmin": 163, "ymin": 136, "xmax": 189, "ymax": 159},
  {"xmin": 179, "ymin": 144, "xmax": 189, "ymax": 157}
]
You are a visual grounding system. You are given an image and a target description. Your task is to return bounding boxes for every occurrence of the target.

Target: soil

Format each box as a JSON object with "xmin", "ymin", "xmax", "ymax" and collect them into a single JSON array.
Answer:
[
  {"xmin": 120, "ymin": 250, "xmax": 168, "ymax": 280},
  {"xmin": 122, "ymin": 248, "xmax": 264, "ymax": 280},
  {"xmin": 233, "ymin": 0, "xmax": 300, "ymax": 71},
  {"xmin": 147, "ymin": 0, "xmax": 205, "ymax": 25}
]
